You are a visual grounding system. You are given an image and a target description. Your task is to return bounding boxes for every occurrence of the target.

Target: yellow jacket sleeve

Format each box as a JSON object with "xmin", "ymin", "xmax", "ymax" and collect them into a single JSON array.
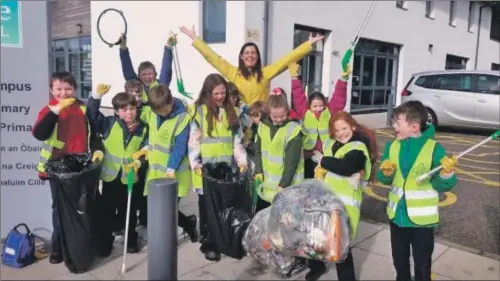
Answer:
[
  {"xmin": 192, "ymin": 37, "xmax": 238, "ymax": 82},
  {"xmin": 263, "ymin": 41, "xmax": 313, "ymax": 79}
]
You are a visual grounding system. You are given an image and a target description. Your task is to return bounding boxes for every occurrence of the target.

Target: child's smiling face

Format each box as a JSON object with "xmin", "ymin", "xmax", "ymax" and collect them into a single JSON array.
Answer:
[
  {"xmin": 333, "ymin": 119, "xmax": 355, "ymax": 144},
  {"xmin": 116, "ymin": 105, "xmax": 137, "ymax": 124},
  {"xmin": 50, "ymin": 79, "xmax": 75, "ymax": 101},
  {"xmin": 139, "ymin": 68, "xmax": 156, "ymax": 86}
]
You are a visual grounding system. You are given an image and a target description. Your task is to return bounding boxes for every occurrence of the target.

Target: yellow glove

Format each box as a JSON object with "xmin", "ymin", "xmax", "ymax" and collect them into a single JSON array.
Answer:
[
  {"xmin": 314, "ymin": 166, "xmax": 327, "ymax": 180},
  {"xmin": 96, "ymin": 83, "xmax": 111, "ymax": 97},
  {"xmin": 341, "ymin": 65, "xmax": 352, "ymax": 80},
  {"xmin": 288, "ymin": 62, "xmax": 299, "ymax": 78},
  {"xmin": 58, "ymin": 98, "xmax": 76, "ymax": 112},
  {"xmin": 379, "ymin": 160, "xmax": 397, "ymax": 177},
  {"xmin": 194, "ymin": 167, "xmax": 202, "ymax": 177},
  {"xmin": 239, "ymin": 165, "xmax": 247, "ymax": 174},
  {"xmin": 255, "ymin": 173, "xmax": 264, "ymax": 183},
  {"xmin": 440, "ymin": 156, "xmax": 458, "ymax": 175},
  {"xmin": 132, "ymin": 149, "xmax": 148, "ymax": 161},
  {"xmin": 166, "ymin": 170, "xmax": 176, "ymax": 179},
  {"xmin": 91, "ymin": 150, "xmax": 104, "ymax": 162},
  {"xmin": 124, "ymin": 160, "xmax": 141, "ymax": 174}
]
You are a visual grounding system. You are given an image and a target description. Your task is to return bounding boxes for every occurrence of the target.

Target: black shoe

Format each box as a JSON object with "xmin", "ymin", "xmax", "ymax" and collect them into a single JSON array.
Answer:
[
  {"xmin": 185, "ymin": 215, "xmax": 199, "ymax": 243},
  {"xmin": 49, "ymin": 252, "xmax": 63, "ymax": 264},
  {"xmin": 305, "ymin": 262, "xmax": 327, "ymax": 281},
  {"xmin": 127, "ymin": 241, "xmax": 140, "ymax": 254},
  {"xmin": 204, "ymin": 250, "xmax": 221, "ymax": 262},
  {"xmin": 67, "ymin": 264, "xmax": 87, "ymax": 274}
]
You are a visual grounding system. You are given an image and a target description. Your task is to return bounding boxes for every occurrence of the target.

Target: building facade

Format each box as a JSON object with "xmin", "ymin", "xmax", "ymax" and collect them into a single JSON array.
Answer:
[{"xmin": 84, "ymin": 1, "xmax": 499, "ymax": 112}]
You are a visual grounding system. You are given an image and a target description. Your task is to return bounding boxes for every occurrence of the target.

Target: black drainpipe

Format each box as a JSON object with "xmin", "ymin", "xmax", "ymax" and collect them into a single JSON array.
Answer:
[
  {"xmin": 262, "ymin": 1, "xmax": 270, "ymax": 65},
  {"xmin": 474, "ymin": 4, "xmax": 488, "ymax": 69}
]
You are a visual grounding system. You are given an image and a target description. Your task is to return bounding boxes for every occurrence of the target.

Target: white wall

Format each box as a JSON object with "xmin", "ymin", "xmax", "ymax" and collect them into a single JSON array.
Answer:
[
  {"xmin": 91, "ymin": 1, "xmax": 247, "ymax": 107},
  {"xmin": 265, "ymin": 1, "xmax": 500, "ymax": 109}
]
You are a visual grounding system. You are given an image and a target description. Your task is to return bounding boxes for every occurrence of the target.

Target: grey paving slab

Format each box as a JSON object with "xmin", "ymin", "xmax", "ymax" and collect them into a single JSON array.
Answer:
[
  {"xmin": 351, "ymin": 247, "xmax": 397, "ymax": 280},
  {"xmin": 432, "ymin": 247, "xmax": 500, "ymax": 280},
  {"xmin": 51, "ymin": 272, "xmax": 98, "ymax": 280},
  {"xmin": 352, "ymin": 220, "xmax": 384, "ymax": 246},
  {"xmin": 179, "ymin": 267, "xmax": 223, "ymax": 280},
  {"xmin": 0, "ymin": 258, "xmax": 68, "ymax": 280}
]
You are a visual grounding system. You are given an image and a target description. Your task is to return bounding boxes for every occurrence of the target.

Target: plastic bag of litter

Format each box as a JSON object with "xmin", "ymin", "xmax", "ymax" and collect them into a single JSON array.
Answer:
[
  {"xmin": 242, "ymin": 207, "xmax": 307, "ymax": 278},
  {"xmin": 267, "ymin": 179, "xmax": 351, "ymax": 263}
]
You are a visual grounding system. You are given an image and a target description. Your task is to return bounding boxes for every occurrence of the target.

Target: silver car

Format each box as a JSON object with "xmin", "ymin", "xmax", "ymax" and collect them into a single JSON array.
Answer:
[{"xmin": 401, "ymin": 70, "xmax": 500, "ymax": 130}]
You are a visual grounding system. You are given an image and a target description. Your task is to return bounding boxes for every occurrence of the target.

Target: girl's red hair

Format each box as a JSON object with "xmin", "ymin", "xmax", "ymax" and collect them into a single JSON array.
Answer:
[{"xmin": 329, "ymin": 111, "xmax": 378, "ymax": 180}]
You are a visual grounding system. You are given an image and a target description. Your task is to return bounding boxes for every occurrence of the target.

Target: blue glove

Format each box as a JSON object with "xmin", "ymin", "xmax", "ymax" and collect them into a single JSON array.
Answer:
[{"xmin": 196, "ymin": 188, "xmax": 203, "ymax": 195}]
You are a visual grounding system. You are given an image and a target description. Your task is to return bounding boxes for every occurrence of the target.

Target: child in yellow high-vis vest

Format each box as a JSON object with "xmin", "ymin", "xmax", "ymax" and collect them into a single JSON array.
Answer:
[
  {"xmin": 32, "ymin": 72, "xmax": 103, "ymax": 268},
  {"xmin": 87, "ymin": 87, "xmax": 148, "ymax": 255},
  {"xmin": 137, "ymin": 84, "xmax": 198, "ymax": 243},
  {"xmin": 311, "ymin": 111, "xmax": 378, "ymax": 281},
  {"xmin": 254, "ymin": 88, "xmax": 305, "ymax": 212},
  {"xmin": 377, "ymin": 101, "xmax": 457, "ymax": 281},
  {"xmin": 288, "ymin": 61, "xmax": 349, "ymax": 179},
  {"xmin": 188, "ymin": 73, "xmax": 248, "ymax": 262}
]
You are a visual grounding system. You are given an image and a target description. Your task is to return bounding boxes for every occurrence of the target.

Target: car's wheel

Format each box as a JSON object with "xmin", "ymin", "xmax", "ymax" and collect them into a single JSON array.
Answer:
[{"xmin": 426, "ymin": 108, "xmax": 438, "ymax": 127}]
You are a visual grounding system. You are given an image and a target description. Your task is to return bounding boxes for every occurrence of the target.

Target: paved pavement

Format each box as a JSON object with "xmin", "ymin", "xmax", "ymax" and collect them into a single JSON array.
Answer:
[
  {"xmin": 2, "ymin": 191, "xmax": 500, "ymax": 280},
  {"xmin": 362, "ymin": 127, "xmax": 500, "ymax": 258}
]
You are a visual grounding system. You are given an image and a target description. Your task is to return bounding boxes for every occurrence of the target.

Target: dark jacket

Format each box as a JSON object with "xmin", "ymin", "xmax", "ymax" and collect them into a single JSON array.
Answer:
[
  {"xmin": 320, "ymin": 131, "xmax": 371, "ymax": 178},
  {"xmin": 120, "ymin": 46, "xmax": 173, "ymax": 93},
  {"xmin": 254, "ymin": 118, "xmax": 303, "ymax": 187}
]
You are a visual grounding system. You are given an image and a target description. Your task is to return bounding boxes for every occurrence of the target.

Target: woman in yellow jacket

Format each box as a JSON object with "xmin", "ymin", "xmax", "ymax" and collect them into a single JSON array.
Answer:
[{"xmin": 179, "ymin": 25, "xmax": 324, "ymax": 105}]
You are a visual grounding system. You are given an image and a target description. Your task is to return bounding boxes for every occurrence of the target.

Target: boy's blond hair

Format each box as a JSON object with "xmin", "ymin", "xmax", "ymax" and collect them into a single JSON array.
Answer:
[{"xmin": 148, "ymin": 84, "xmax": 173, "ymax": 111}]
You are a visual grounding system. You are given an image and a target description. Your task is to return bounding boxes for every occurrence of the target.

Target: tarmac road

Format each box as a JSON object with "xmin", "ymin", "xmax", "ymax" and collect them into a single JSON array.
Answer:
[{"xmin": 361, "ymin": 127, "xmax": 500, "ymax": 257}]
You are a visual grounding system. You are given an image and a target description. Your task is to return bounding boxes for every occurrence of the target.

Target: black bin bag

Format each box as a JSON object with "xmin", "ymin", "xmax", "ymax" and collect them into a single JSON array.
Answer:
[
  {"xmin": 202, "ymin": 162, "xmax": 252, "ymax": 260},
  {"xmin": 45, "ymin": 153, "xmax": 101, "ymax": 273}
]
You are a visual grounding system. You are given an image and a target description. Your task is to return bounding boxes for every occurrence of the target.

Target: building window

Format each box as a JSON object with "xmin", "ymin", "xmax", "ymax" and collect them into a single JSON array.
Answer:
[
  {"xmin": 351, "ymin": 38, "xmax": 400, "ymax": 113},
  {"xmin": 491, "ymin": 7, "xmax": 500, "ymax": 41},
  {"xmin": 202, "ymin": 0, "xmax": 226, "ymax": 43},
  {"xmin": 396, "ymin": 1, "xmax": 407, "ymax": 10},
  {"xmin": 293, "ymin": 25, "xmax": 326, "ymax": 94},
  {"xmin": 449, "ymin": 1, "xmax": 457, "ymax": 26},
  {"xmin": 492, "ymin": 63, "xmax": 500, "ymax": 71},
  {"xmin": 425, "ymin": 1, "xmax": 435, "ymax": 19},
  {"xmin": 468, "ymin": 2, "xmax": 475, "ymax": 32},
  {"xmin": 52, "ymin": 36, "xmax": 92, "ymax": 99},
  {"xmin": 445, "ymin": 54, "xmax": 468, "ymax": 70}
]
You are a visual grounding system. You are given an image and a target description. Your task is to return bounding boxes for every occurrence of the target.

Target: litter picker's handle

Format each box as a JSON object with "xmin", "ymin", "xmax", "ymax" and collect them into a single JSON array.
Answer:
[
  {"xmin": 417, "ymin": 130, "xmax": 500, "ymax": 182},
  {"xmin": 127, "ymin": 165, "xmax": 134, "ymax": 194}
]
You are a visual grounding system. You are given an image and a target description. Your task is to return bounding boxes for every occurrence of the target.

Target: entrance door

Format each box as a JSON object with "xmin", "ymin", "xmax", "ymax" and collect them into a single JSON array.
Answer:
[{"xmin": 351, "ymin": 38, "xmax": 400, "ymax": 113}]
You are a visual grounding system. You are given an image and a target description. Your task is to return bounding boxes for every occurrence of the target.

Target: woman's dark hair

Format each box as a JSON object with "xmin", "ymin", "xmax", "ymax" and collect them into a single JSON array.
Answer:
[
  {"xmin": 194, "ymin": 73, "xmax": 240, "ymax": 137},
  {"xmin": 238, "ymin": 42, "xmax": 263, "ymax": 83},
  {"xmin": 227, "ymin": 82, "xmax": 241, "ymax": 106},
  {"xmin": 307, "ymin": 91, "xmax": 327, "ymax": 107}
]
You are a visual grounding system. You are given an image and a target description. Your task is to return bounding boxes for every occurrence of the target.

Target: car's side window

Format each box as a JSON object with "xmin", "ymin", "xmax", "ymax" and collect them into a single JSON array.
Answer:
[
  {"xmin": 431, "ymin": 74, "xmax": 472, "ymax": 92},
  {"xmin": 475, "ymin": 74, "xmax": 500, "ymax": 95},
  {"xmin": 414, "ymin": 75, "xmax": 435, "ymax": 88}
]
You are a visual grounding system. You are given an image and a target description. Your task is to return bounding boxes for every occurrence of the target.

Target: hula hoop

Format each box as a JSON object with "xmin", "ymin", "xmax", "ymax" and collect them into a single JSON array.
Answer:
[{"xmin": 97, "ymin": 8, "xmax": 128, "ymax": 48}]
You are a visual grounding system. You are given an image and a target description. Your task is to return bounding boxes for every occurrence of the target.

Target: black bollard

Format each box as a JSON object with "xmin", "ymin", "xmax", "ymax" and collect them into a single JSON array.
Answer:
[
  {"xmin": 386, "ymin": 93, "xmax": 394, "ymax": 126},
  {"xmin": 147, "ymin": 178, "xmax": 178, "ymax": 280}
]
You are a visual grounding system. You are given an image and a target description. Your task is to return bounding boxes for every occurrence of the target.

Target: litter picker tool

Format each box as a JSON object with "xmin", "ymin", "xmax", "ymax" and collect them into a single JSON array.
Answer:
[
  {"xmin": 252, "ymin": 177, "xmax": 261, "ymax": 215},
  {"xmin": 342, "ymin": 1, "xmax": 378, "ymax": 72},
  {"xmin": 417, "ymin": 130, "xmax": 500, "ymax": 183},
  {"xmin": 97, "ymin": 8, "xmax": 128, "ymax": 48},
  {"xmin": 169, "ymin": 32, "xmax": 193, "ymax": 100},
  {"xmin": 120, "ymin": 168, "xmax": 135, "ymax": 275}
]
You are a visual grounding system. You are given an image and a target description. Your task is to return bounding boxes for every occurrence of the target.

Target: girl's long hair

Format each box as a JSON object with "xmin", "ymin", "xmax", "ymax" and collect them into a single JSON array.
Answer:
[
  {"xmin": 238, "ymin": 42, "xmax": 263, "ymax": 83},
  {"xmin": 329, "ymin": 111, "xmax": 378, "ymax": 180},
  {"xmin": 194, "ymin": 74, "xmax": 240, "ymax": 137}
]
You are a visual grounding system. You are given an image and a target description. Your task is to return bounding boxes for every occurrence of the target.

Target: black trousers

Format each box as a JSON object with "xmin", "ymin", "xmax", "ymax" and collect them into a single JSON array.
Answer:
[
  {"xmin": 304, "ymin": 157, "xmax": 315, "ymax": 179},
  {"xmin": 307, "ymin": 248, "xmax": 356, "ymax": 280},
  {"xmin": 101, "ymin": 176, "xmax": 139, "ymax": 248},
  {"xmin": 255, "ymin": 197, "xmax": 271, "ymax": 213},
  {"xmin": 390, "ymin": 222, "xmax": 434, "ymax": 281},
  {"xmin": 48, "ymin": 179, "xmax": 61, "ymax": 254},
  {"xmin": 135, "ymin": 164, "xmax": 148, "ymax": 226},
  {"xmin": 197, "ymin": 194, "xmax": 216, "ymax": 253},
  {"xmin": 177, "ymin": 197, "xmax": 191, "ymax": 230}
]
